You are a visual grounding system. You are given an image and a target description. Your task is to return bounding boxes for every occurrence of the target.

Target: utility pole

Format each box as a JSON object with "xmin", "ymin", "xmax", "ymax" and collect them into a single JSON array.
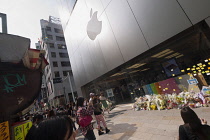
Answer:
[{"xmin": 68, "ymin": 72, "xmax": 75, "ymax": 102}]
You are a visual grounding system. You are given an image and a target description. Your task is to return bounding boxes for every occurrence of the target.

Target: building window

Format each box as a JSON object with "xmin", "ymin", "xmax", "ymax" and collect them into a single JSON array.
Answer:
[
  {"xmin": 57, "ymin": 44, "xmax": 67, "ymax": 49},
  {"xmin": 53, "ymin": 61, "xmax": 58, "ymax": 67},
  {"xmin": 51, "ymin": 52, "xmax": 56, "ymax": 58},
  {"xmin": 63, "ymin": 71, "xmax": 71, "ymax": 76},
  {"xmin": 56, "ymin": 36, "xmax": 65, "ymax": 41},
  {"xmin": 46, "ymin": 26, "xmax": 51, "ymax": 31},
  {"xmin": 61, "ymin": 61, "xmax": 70, "ymax": 67},
  {"xmin": 54, "ymin": 28, "xmax": 63, "ymax": 34},
  {"xmin": 59, "ymin": 53, "xmax": 69, "ymax": 58},
  {"xmin": 47, "ymin": 34, "xmax": 53, "ymax": 40},
  {"xmin": 54, "ymin": 71, "xmax": 60, "ymax": 77},
  {"xmin": 49, "ymin": 43, "xmax": 54, "ymax": 48}
]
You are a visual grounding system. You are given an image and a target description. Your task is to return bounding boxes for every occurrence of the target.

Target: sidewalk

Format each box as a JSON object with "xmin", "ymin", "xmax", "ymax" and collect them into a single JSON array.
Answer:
[{"xmin": 76, "ymin": 104, "xmax": 210, "ymax": 140}]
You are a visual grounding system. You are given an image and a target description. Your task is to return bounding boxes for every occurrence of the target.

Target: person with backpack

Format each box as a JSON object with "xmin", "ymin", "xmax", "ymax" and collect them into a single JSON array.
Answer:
[
  {"xmin": 76, "ymin": 97, "xmax": 96, "ymax": 140},
  {"xmin": 93, "ymin": 98, "xmax": 110, "ymax": 136}
]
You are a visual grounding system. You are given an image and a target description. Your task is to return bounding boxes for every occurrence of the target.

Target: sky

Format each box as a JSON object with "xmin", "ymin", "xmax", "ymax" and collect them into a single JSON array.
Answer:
[{"xmin": 0, "ymin": 0, "xmax": 59, "ymax": 48}]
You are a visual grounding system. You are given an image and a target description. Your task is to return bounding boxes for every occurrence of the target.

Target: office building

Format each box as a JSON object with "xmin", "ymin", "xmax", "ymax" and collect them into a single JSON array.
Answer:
[{"xmin": 39, "ymin": 16, "xmax": 76, "ymax": 106}]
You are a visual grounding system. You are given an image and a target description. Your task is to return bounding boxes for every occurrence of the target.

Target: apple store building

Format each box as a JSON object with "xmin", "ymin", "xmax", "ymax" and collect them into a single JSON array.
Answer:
[{"xmin": 58, "ymin": 0, "xmax": 210, "ymax": 103}]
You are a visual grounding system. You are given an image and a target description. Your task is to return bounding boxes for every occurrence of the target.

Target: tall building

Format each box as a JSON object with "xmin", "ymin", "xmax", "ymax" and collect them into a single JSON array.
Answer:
[
  {"xmin": 39, "ymin": 16, "xmax": 76, "ymax": 106},
  {"xmin": 58, "ymin": 1, "xmax": 210, "ymax": 102}
]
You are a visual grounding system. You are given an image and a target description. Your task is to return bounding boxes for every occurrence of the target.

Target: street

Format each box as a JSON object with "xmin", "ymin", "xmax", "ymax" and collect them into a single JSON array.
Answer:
[{"xmin": 76, "ymin": 104, "xmax": 210, "ymax": 140}]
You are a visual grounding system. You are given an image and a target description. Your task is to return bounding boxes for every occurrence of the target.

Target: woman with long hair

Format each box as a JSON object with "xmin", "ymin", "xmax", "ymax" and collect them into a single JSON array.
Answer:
[
  {"xmin": 76, "ymin": 97, "xmax": 96, "ymax": 140},
  {"xmin": 179, "ymin": 106, "xmax": 210, "ymax": 140}
]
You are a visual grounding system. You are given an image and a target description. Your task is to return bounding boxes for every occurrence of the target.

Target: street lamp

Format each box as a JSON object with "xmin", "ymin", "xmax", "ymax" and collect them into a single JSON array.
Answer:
[{"xmin": 62, "ymin": 72, "xmax": 75, "ymax": 103}]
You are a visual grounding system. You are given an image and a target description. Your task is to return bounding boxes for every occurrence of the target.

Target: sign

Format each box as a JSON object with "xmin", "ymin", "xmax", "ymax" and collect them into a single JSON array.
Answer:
[
  {"xmin": 23, "ymin": 121, "xmax": 32, "ymax": 137},
  {"xmin": 202, "ymin": 86, "xmax": 210, "ymax": 95},
  {"xmin": 53, "ymin": 78, "xmax": 62, "ymax": 84},
  {"xmin": 0, "ymin": 63, "xmax": 42, "ymax": 116},
  {"xmin": 13, "ymin": 121, "xmax": 32, "ymax": 140},
  {"xmin": 187, "ymin": 78, "xmax": 198, "ymax": 85},
  {"xmin": 14, "ymin": 125, "xmax": 24, "ymax": 140},
  {"xmin": 106, "ymin": 89, "xmax": 114, "ymax": 97},
  {"xmin": 0, "ymin": 121, "xmax": 10, "ymax": 140}
]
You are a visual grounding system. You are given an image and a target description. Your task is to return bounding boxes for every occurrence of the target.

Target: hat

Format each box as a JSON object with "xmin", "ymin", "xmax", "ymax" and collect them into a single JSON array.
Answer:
[{"xmin": 90, "ymin": 93, "xmax": 95, "ymax": 96}]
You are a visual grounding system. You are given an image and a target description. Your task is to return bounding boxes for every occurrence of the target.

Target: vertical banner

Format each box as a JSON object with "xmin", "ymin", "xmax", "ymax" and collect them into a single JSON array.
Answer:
[
  {"xmin": 154, "ymin": 82, "xmax": 162, "ymax": 94},
  {"xmin": 14, "ymin": 125, "xmax": 24, "ymax": 140},
  {"xmin": 146, "ymin": 84, "xmax": 153, "ymax": 95},
  {"xmin": 0, "ymin": 121, "xmax": 10, "ymax": 140},
  {"xmin": 150, "ymin": 83, "xmax": 158, "ymax": 94}
]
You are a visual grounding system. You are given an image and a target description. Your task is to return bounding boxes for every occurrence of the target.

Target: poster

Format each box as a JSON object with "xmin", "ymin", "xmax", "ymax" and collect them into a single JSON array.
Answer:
[
  {"xmin": 146, "ymin": 84, "xmax": 153, "ymax": 95},
  {"xmin": 150, "ymin": 83, "xmax": 158, "ymax": 94},
  {"xmin": 106, "ymin": 89, "xmax": 114, "ymax": 97},
  {"xmin": 13, "ymin": 121, "xmax": 32, "ymax": 140},
  {"xmin": 14, "ymin": 125, "xmax": 24, "ymax": 140},
  {"xmin": 162, "ymin": 58, "xmax": 181, "ymax": 77},
  {"xmin": 0, "ymin": 121, "xmax": 10, "ymax": 140},
  {"xmin": 23, "ymin": 121, "xmax": 32, "ymax": 137},
  {"xmin": 187, "ymin": 79, "xmax": 198, "ymax": 85}
]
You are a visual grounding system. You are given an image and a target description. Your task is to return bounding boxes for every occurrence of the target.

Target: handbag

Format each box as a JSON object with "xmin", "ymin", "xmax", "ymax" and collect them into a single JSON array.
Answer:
[{"xmin": 78, "ymin": 115, "xmax": 93, "ymax": 127}]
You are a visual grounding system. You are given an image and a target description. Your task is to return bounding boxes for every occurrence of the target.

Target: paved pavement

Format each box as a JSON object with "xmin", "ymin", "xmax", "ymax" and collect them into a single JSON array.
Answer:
[{"xmin": 76, "ymin": 104, "xmax": 210, "ymax": 140}]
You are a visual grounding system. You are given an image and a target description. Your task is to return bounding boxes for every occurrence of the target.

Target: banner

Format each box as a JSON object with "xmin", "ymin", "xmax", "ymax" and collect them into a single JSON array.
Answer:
[
  {"xmin": 13, "ymin": 121, "xmax": 32, "ymax": 140},
  {"xmin": 0, "ymin": 121, "xmax": 10, "ymax": 140}
]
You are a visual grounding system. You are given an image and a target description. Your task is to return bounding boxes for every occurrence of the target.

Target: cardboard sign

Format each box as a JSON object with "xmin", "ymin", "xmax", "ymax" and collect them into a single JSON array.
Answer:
[
  {"xmin": 202, "ymin": 86, "xmax": 210, "ymax": 95},
  {"xmin": 14, "ymin": 125, "xmax": 24, "ymax": 140},
  {"xmin": 23, "ymin": 121, "xmax": 32, "ymax": 137},
  {"xmin": 187, "ymin": 79, "xmax": 198, "ymax": 85},
  {"xmin": 0, "ymin": 121, "xmax": 10, "ymax": 140}
]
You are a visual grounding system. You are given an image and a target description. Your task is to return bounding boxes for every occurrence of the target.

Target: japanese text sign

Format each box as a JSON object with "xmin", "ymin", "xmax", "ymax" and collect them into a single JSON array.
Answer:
[{"xmin": 0, "ymin": 121, "xmax": 10, "ymax": 140}]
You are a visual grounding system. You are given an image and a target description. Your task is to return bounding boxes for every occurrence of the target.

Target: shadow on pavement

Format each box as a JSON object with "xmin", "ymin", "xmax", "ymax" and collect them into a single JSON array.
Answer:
[
  {"xmin": 106, "ymin": 123, "xmax": 138, "ymax": 139},
  {"xmin": 106, "ymin": 109, "xmax": 127, "ymax": 119}
]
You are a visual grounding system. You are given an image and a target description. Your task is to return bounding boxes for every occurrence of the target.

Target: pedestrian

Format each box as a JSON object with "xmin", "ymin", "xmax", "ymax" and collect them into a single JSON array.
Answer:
[
  {"xmin": 89, "ymin": 93, "xmax": 95, "ymax": 104},
  {"xmin": 52, "ymin": 106, "xmax": 57, "ymax": 115},
  {"xmin": 47, "ymin": 110, "xmax": 55, "ymax": 118},
  {"xmin": 76, "ymin": 97, "xmax": 96, "ymax": 140},
  {"xmin": 26, "ymin": 116, "xmax": 77, "ymax": 140},
  {"xmin": 179, "ymin": 106, "xmax": 210, "ymax": 140},
  {"xmin": 68, "ymin": 102, "xmax": 73, "ymax": 117},
  {"xmin": 83, "ymin": 98, "xmax": 89, "ymax": 108},
  {"xmin": 93, "ymin": 98, "xmax": 110, "ymax": 135},
  {"xmin": 72, "ymin": 102, "xmax": 76, "ymax": 121},
  {"xmin": 99, "ymin": 93, "xmax": 110, "ymax": 114}
]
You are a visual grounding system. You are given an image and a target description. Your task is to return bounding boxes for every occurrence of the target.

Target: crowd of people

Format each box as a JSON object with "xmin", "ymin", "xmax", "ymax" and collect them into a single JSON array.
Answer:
[
  {"xmin": 24, "ymin": 92, "xmax": 111, "ymax": 140},
  {"xmin": 23, "ymin": 92, "xmax": 210, "ymax": 140}
]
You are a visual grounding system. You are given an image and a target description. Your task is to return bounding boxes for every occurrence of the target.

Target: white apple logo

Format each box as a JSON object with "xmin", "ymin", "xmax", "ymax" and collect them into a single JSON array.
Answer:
[{"xmin": 87, "ymin": 9, "xmax": 102, "ymax": 40}]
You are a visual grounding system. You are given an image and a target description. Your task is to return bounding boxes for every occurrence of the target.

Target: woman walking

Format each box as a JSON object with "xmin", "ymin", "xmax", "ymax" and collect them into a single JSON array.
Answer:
[
  {"xmin": 93, "ymin": 98, "xmax": 110, "ymax": 135},
  {"xmin": 76, "ymin": 97, "xmax": 96, "ymax": 140},
  {"xmin": 99, "ymin": 93, "xmax": 110, "ymax": 114}
]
